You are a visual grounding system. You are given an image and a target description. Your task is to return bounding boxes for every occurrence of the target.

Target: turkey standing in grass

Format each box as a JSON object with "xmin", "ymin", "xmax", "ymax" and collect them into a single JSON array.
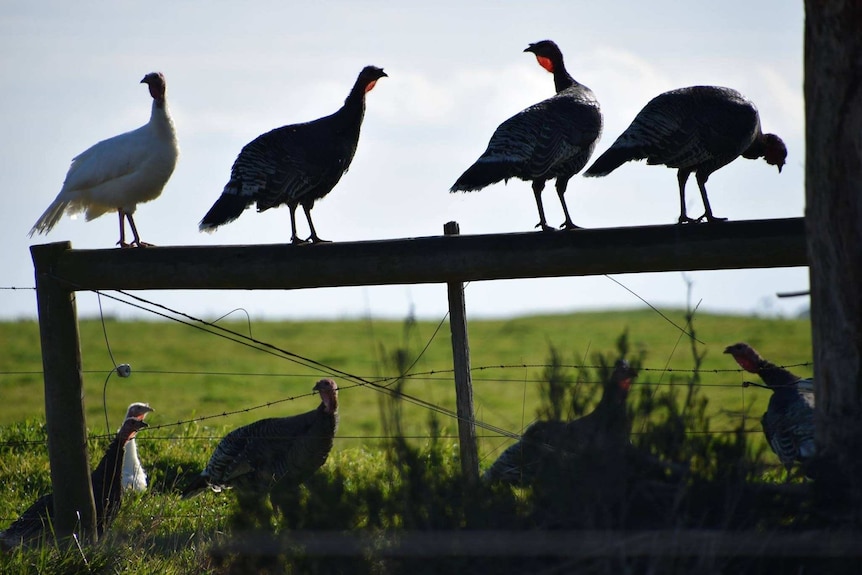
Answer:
[
  {"xmin": 199, "ymin": 66, "xmax": 387, "ymax": 244},
  {"xmin": 724, "ymin": 342, "xmax": 815, "ymax": 479},
  {"xmin": 0, "ymin": 418, "xmax": 148, "ymax": 549},
  {"xmin": 182, "ymin": 378, "xmax": 339, "ymax": 498},
  {"xmin": 121, "ymin": 402, "xmax": 154, "ymax": 492},
  {"xmin": 450, "ymin": 40, "xmax": 603, "ymax": 231},
  {"xmin": 584, "ymin": 86, "xmax": 787, "ymax": 223},
  {"xmin": 29, "ymin": 72, "xmax": 179, "ymax": 247},
  {"xmin": 484, "ymin": 359, "xmax": 637, "ymax": 485}
]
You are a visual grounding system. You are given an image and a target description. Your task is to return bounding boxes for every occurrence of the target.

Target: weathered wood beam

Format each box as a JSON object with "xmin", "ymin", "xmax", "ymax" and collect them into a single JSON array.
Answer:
[
  {"xmin": 40, "ymin": 217, "xmax": 806, "ymax": 292},
  {"xmin": 30, "ymin": 242, "xmax": 97, "ymax": 543}
]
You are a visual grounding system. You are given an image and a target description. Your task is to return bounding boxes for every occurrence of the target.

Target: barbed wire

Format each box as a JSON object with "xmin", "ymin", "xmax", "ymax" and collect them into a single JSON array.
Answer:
[
  {"xmin": 0, "ymin": 362, "xmax": 814, "ymax": 381},
  {"xmin": 49, "ymin": 285, "xmax": 534, "ymax": 444}
]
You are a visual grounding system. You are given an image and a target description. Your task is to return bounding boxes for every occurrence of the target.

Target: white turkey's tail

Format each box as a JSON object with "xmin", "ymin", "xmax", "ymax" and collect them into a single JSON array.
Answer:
[{"xmin": 29, "ymin": 198, "xmax": 71, "ymax": 237}]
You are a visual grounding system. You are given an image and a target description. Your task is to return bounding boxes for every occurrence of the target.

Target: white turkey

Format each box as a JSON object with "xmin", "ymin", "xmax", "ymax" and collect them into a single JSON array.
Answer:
[
  {"xmin": 182, "ymin": 378, "xmax": 338, "ymax": 498},
  {"xmin": 484, "ymin": 359, "xmax": 637, "ymax": 485},
  {"xmin": 584, "ymin": 86, "xmax": 786, "ymax": 223},
  {"xmin": 120, "ymin": 402, "xmax": 154, "ymax": 492},
  {"xmin": 724, "ymin": 342, "xmax": 815, "ymax": 480},
  {"xmin": 0, "ymin": 418, "xmax": 148, "ymax": 549},
  {"xmin": 29, "ymin": 72, "xmax": 179, "ymax": 247},
  {"xmin": 451, "ymin": 40, "xmax": 603, "ymax": 231},
  {"xmin": 199, "ymin": 66, "xmax": 387, "ymax": 244}
]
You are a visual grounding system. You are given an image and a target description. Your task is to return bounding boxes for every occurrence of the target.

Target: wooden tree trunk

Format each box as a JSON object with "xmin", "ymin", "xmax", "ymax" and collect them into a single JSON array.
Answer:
[{"xmin": 804, "ymin": 0, "xmax": 862, "ymax": 517}]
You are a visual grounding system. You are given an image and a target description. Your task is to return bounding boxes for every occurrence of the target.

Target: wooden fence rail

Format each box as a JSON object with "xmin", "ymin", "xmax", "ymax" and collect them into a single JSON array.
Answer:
[{"xmin": 40, "ymin": 217, "xmax": 805, "ymax": 291}]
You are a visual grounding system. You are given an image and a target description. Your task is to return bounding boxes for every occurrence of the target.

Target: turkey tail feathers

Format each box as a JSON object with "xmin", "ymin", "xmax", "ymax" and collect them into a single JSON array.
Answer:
[
  {"xmin": 29, "ymin": 199, "xmax": 71, "ymax": 237},
  {"xmin": 199, "ymin": 193, "xmax": 250, "ymax": 232},
  {"xmin": 450, "ymin": 161, "xmax": 513, "ymax": 192},
  {"xmin": 583, "ymin": 146, "xmax": 638, "ymax": 178},
  {"xmin": 180, "ymin": 475, "xmax": 210, "ymax": 499}
]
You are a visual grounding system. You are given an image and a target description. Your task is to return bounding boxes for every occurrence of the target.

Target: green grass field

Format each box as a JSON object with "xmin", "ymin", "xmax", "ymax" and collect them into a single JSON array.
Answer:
[
  {"xmin": 0, "ymin": 311, "xmax": 815, "ymax": 573},
  {"xmin": 0, "ymin": 310, "xmax": 812, "ymax": 449}
]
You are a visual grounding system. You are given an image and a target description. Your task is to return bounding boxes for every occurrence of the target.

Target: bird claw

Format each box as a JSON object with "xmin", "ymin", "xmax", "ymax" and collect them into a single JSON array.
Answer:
[
  {"xmin": 536, "ymin": 222, "xmax": 556, "ymax": 232},
  {"xmin": 686, "ymin": 213, "xmax": 727, "ymax": 224},
  {"xmin": 117, "ymin": 240, "xmax": 153, "ymax": 248},
  {"xmin": 560, "ymin": 221, "xmax": 582, "ymax": 230}
]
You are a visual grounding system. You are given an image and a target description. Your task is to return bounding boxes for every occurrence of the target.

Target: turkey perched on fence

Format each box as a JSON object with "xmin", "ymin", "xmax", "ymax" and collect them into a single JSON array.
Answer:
[
  {"xmin": 29, "ymin": 72, "xmax": 179, "ymax": 247},
  {"xmin": 199, "ymin": 66, "xmax": 387, "ymax": 244},
  {"xmin": 182, "ymin": 378, "xmax": 339, "ymax": 498},
  {"xmin": 584, "ymin": 86, "xmax": 786, "ymax": 223},
  {"xmin": 451, "ymin": 40, "xmax": 602, "ymax": 231},
  {"xmin": 120, "ymin": 402, "xmax": 154, "ymax": 492},
  {"xmin": 483, "ymin": 359, "xmax": 637, "ymax": 485},
  {"xmin": 0, "ymin": 418, "xmax": 148, "ymax": 549},
  {"xmin": 724, "ymin": 342, "xmax": 815, "ymax": 479}
]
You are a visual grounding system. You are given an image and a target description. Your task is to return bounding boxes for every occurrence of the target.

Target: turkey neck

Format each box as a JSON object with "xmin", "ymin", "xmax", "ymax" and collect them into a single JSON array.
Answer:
[
  {"xmin": 591, "ymin": 382, "xmax": 630, "ymax": 429},
  {"xmin": 551, "ymin": 61, "xmax": 577, "ymax": 94},
  {"xmin": 91, "ymin": 433, "xmax": 127, "ymax": 502},
  {"xmin": 336, "ymin": 78, "xmax": 371, "ymax": 136},
  {"xmin": 756, "ymin": 360, "xmax": 801, "ymax": 389},
  {"xmin": 320, "ymin": 388, "xmax": 338, "ymax": 415},
  {"xmin": 741, "ymin": 129, "xmax": 767, "ymax": 160},
  {"xmin": 149, "ymin": 95, "xmax": 176, "ymax": 138},
  {"xmin": 124, "ymin": 436, "xmax": 139, "ymax": 465}
]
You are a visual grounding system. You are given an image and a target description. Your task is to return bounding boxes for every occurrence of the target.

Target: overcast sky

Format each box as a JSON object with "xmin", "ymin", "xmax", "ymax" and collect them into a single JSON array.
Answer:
[{"xmin": 1, "ymin": 1, "xmax": 807, "ymax": 322}]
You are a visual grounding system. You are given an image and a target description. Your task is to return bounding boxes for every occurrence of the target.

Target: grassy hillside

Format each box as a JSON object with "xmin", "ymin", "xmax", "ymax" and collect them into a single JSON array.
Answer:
[
  {"xmin": 0, "ymin": 310, "xmax": 811, "ymax": 456},
  {"xmin": 0, "ymin": 311, "xmax": 819, "ymax": 573}
]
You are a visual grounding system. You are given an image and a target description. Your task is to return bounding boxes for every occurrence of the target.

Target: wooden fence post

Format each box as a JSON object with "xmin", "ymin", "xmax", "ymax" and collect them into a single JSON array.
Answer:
[
  {"xmin": 30, "ymin": 242, "xmax": 97, "ymax": 542},
  {"xmin": 444, "ymin": 222, "xmax": 480, "ymax": 484}
]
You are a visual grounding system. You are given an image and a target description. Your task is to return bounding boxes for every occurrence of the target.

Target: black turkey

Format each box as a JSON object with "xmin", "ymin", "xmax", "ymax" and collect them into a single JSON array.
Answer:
[
  {"xmin": 584, "ymin": 86, "xmax": 786, "ymax": 223},
  {"xmin": 451, "ymin": 40, "xmax": 602, "ymax": 231},
  {"xmin": 724, "ymin": 342, "xmax": 815, "ymax": 479},
  {"xmin": 0, "ymin": 417, "xmax": 148, "ymax": 549},
  {"xmin": 199, "ymin": 67, "xmax": 387, "ymax": 244},
  {"xmin": 182, "ymin": 378, "xmax": 338, "ymax": 498},
  {"xmin": 484, "ymin": 359, "xmax": 637, "ymax": 485}
]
